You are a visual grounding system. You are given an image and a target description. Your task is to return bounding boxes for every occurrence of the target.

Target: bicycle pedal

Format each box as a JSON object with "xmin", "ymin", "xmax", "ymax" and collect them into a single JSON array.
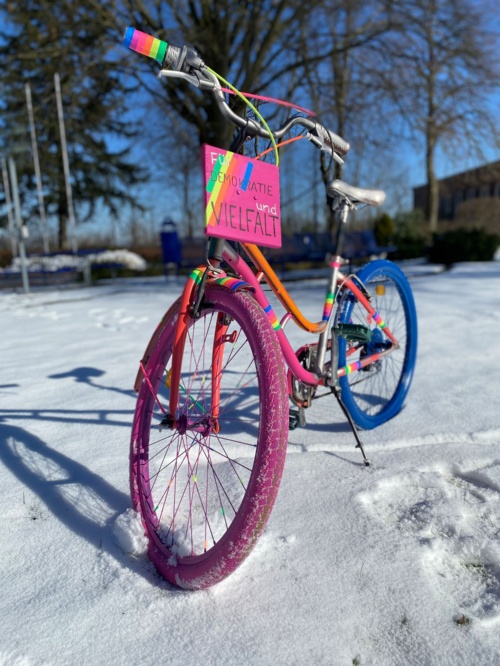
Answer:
[
  {"xmin": 289, "ymin": 407, "xmax": 306, "ymax": 430},
  {"xmin": 334, "ymin": 323, "xmax": 372, "ymax": 343}
]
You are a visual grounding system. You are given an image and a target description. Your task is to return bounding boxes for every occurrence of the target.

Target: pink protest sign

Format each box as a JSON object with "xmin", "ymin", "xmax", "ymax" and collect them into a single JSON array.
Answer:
[{"xmin": 201, "ymin": 144, "xmax": 281, "ymax": 248}]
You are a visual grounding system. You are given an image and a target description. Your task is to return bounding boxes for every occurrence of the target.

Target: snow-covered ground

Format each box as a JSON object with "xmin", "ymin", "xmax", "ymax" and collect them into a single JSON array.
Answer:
[
  {"xmin": 1, "ymin": 249, "xmax": 147, "ymax": 273},
  {"xmin": 1, "ymin": 262, "xmax": 499, "ymax": 665}
]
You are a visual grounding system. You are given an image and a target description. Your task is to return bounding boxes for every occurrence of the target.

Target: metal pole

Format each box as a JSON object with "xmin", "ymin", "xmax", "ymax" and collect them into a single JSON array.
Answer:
[
  {"xmin": 25, "ymin": 82, "xmax": 50, "ymax": 254},
  {"xmin": 54, "ymin": 72, "xmax": 78, "ymax": 254},
  {"xmin": 8, "ymin": 157, "xmax": 30, "ymax": 294},
  {"xmin": 1, "ymin": 156, "xmax": 18, "ymax": 257}
]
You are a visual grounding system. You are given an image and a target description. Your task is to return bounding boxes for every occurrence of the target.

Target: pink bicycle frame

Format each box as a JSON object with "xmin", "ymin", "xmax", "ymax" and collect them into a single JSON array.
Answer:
[{"xmin": 165, "ymin": 241, "xmax": 400, "ymax": 420}]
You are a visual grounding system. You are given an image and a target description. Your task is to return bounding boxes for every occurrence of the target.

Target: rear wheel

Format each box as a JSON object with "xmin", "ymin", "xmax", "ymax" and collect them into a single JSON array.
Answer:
[
  {"xmin": 131, "ymin": 285, "xmax": 288, "ymax": 589},
  {"xmin": 335, "ymin": 260, "xmax": 417, "ymax": 429}
]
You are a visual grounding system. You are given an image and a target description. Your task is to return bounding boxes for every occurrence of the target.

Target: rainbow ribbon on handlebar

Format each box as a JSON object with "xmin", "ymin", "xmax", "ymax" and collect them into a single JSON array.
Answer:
[{"xmin": 123, "ymin": 27, "xmax": 167, "ymax": 63}]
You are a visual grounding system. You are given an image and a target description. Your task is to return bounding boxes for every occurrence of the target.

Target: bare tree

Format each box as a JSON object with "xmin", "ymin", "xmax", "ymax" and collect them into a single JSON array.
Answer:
[
  {"xmin": 89, "ymin": 1, "xmax": 342, "ymax": 230},
  {"xmin": 306, "ymin": 1, "xmax": 392, "ymax": 171},
  {"xmin": 379, "ymin": 0, "xmax": 500, "ymax": 233},
  {"xmin": 297, "ymin": 0, "xmax": 394, "ymax": 232},
  {"xmin": 92, "ymin": 1, "xmax": 331, "ymax": 148}
]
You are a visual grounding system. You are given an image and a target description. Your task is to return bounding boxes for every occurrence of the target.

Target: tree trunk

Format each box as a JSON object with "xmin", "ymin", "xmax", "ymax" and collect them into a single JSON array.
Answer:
[
  {"xmin": 58, "ymin": 211, "xmax": 68, "ymax": 250},
  {"xmin": 425, "ymin": 142, "xmax": 439, "ymax": 234}
]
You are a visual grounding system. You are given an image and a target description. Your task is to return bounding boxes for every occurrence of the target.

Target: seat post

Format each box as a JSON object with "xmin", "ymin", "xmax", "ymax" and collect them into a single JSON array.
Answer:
[
  {"xmin": 332, "ymin": 199, "xmax": 350, "ymax": 258},
  {"xmin": 314, "ymin": 198, "xmax": 350, "ymax": 379}
]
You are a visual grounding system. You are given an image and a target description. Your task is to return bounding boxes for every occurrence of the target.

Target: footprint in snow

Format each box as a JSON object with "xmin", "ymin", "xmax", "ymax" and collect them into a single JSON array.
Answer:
[
  {"xmin": 89, "ymin": 307, "xmax": 149, "ymax": 331},
  {"xmin": 359, "ymin": 461, "xmax": 500, "ymax": 627}
]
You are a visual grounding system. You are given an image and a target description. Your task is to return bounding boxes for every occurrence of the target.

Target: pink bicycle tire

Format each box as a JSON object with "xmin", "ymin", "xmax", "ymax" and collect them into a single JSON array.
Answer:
[{"xmin": 130, "ymin": 285, "xmax": 288, "ymax": 589}]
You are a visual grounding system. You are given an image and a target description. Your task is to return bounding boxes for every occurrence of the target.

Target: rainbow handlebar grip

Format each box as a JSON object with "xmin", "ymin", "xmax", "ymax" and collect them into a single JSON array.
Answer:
[{"xmin": 123, "ymin": 27, "xmax": 167, "ymax": 64}]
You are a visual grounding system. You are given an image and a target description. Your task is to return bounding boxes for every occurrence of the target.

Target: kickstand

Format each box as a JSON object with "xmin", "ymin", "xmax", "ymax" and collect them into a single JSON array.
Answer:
[{"xmin": 332, "ymin": 386, "xmax": 371, "ymax": 466}]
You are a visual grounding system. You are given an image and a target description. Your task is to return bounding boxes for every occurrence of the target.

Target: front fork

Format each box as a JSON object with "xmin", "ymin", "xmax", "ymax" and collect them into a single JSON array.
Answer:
[
  {"xmin": 211, "ymin": 312, "xmax": 232, "ymax": 432},
  {"xmin": 166, "ymin": 267, "xmax": 205, "ymax": 420},
  {"xmin": 167, "ymin": 237, "xmax": 228, "ymax": 429}
]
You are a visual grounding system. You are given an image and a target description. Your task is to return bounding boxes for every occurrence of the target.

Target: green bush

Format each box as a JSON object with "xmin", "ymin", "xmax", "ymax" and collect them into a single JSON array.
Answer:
[
  {"xmin": 391, "ymin": 233, "xmax": 427, "ymax": 260},
  {"xmin": 391, "ymin": 210, "xmax": 427, "ymax": 260},
  {"xmin": 428, "ymin": 228, "xmax": 500, "ymax": 265},
  {"xmin": 373, "ymin": 213, "xmax": 394, "ymax": 247}
]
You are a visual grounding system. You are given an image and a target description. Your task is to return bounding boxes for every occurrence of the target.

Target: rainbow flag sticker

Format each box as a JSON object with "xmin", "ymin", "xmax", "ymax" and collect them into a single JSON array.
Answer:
[{"xmin": 123, "ymin": 27, "xmax": 167, "ymax": 64}]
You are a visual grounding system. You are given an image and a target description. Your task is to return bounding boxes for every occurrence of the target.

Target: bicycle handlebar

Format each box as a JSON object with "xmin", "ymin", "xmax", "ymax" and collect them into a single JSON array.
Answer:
[{"xmin": 123, "ymin": 27, "xmax": 350, "ymax": 161}]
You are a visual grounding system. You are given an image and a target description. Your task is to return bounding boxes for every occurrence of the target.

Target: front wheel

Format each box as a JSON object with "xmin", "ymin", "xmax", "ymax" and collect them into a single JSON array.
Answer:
[
  {"xmin": 335, "ymin": 260, "xmax": 418, "ymax": 430},
  {"xmin": 130, "ymin": 285, "xmax": 288, "ymax": 589}
]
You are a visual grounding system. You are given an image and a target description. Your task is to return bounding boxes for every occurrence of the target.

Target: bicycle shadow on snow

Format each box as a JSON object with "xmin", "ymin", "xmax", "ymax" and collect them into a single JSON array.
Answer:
[
  {"xmin": 48, "ymin": 366, "xmax": 136, "ymax": 399},
  {"xmin": 47, "ymin": 366, "xmax": 261, "ymax": 437},
  {"xmin": 0, "ymin": 422, "xmax": 179, "ymax": 591}
]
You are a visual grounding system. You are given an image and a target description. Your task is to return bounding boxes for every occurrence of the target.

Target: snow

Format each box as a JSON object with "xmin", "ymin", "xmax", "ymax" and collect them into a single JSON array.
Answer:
[
  {"xmin": 1, "ymin": 262, "xmax": 500, "ymax": 665},
  {"xmin": 112, "ymin": 509, "xmax": 149, "ymax": 557},
  {"xmin": 1, "ymin": 249, "xmax": 147, "ymax": 274}
]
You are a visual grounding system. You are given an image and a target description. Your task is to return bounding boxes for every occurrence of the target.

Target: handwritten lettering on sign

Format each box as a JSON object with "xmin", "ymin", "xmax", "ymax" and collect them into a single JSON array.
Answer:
[{"xmin": 202, "ymin": 145, "xmax": 282, "ymax": 248}]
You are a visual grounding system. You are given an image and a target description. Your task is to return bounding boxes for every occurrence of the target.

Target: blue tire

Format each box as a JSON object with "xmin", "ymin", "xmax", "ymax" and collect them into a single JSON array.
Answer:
[{"xmin": 335, "ymin": 260, "xmax": 418, "ymax": 430}]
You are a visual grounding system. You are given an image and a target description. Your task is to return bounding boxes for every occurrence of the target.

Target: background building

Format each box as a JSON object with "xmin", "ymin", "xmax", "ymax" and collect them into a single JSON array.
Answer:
[{"xmin": 413, "ymin": 161, "xmax": 500, "ymax": 234}]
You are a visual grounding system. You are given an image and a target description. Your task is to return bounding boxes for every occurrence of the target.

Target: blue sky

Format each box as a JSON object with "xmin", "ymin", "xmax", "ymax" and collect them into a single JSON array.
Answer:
[{"xmin": 2, "ymin": 5, "xmax": 499, "ymax": 249}]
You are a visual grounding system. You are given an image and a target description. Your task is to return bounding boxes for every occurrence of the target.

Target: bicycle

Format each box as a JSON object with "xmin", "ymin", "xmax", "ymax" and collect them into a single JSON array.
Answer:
[{"xmin": 124, "ymin": 28, "xmax": 418, "ymax": 590}]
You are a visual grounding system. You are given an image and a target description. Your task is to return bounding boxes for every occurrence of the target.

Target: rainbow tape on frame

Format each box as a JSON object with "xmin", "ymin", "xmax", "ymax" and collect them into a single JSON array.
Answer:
[
  {"xmin": 123, "ymin": 27, "xmax": 167, "ymax": 63},
  {"xmin": 264, "ymin": 304, "xmax": 281, "ymax": 331},
  {"xmin": 343, "ymin": 360, "xmax": 364, "ymax": 375},
  {"xmin": 342, "ymin": 352, "xmax": 383, "ymax": 376},
  {"xmin": 322, "ymin": 292, "xmax": 335, "ymax": 321},
  {"xmin": 373, "ymin": 311, "xmax": 386, "ymax": 329},
  {"xmin": 189, "ymin": 267, "xmax": 205, "ymax": 285},
  {"xmin": 213, "ymin": 277, "xmax": 254, "ymax": 292}
]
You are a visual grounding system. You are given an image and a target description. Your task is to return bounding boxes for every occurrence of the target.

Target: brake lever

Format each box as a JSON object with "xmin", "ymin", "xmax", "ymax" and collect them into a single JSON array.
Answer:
[
  {"xmin": 306, "ymin": 132, "xmax": 344, "ymax": 165},
  {"xmin": 158, "ymin": 69, "xmax": 203, "ymax": 87}
]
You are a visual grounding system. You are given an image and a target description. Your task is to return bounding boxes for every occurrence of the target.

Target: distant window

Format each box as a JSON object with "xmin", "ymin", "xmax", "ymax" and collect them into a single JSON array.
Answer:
[{"xmin": 441, "ymin": 196, "xmax": 453, "ymax": 216}]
